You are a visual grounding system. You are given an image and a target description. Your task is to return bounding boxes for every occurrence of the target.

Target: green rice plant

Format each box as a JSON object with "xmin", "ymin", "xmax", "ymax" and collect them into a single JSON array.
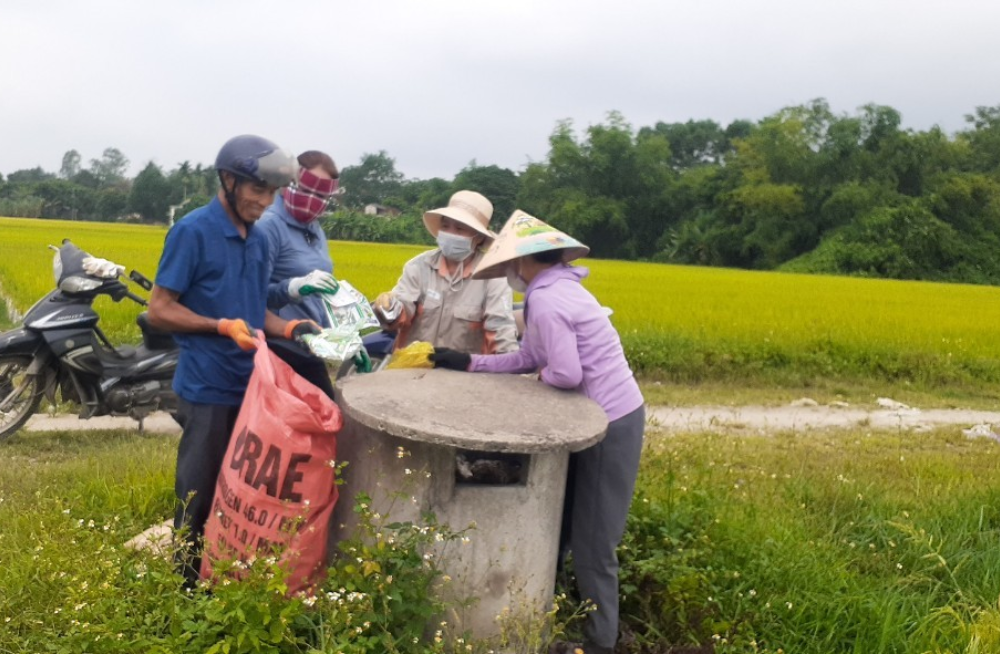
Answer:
[
  {"xmin": 327, "ymin": 239, "xmax": 431, "ymax": 299},
  {"xmin": 0, "ymin": 217, "xmax": 433, "ymax": 344},
  {"xmin": 0, "ymin": 218, "xmax": 169, "ymax": 342},
  {"xmin": 6, "ymin": 216, "xmax": 1000, "ymax": 389},
  {"xmin": 588, "ymin": 258, "xmax": 1000, "ymax": 385}
]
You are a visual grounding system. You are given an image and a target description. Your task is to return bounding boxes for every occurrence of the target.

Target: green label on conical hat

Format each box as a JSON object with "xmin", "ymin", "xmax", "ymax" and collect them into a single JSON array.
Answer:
[{"xmin": 510, "ymin": 212, "xmax": 560, "ymax": 237}]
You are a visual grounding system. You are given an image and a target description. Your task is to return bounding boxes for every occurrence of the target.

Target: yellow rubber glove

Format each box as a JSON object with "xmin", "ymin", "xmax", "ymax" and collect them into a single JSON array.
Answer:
[{"xmin": 385, "ymin": 341, "xmax": 434, "ymax": 370}]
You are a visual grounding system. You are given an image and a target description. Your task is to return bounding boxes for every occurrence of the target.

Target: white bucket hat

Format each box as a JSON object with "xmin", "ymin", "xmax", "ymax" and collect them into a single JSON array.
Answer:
[
  {"xmin": 472, "ymin": 210, "xmax": 589, "ymax": 279},
  {"xmin": 422, "ymin": 190, "xmax": 496, "ymax": 239}
]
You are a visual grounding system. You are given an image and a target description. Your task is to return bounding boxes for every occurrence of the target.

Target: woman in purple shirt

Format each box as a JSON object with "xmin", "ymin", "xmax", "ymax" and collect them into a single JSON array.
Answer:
[{"xmin": 430, "ymin": 210, "xmax": 645, "ymax": 654}]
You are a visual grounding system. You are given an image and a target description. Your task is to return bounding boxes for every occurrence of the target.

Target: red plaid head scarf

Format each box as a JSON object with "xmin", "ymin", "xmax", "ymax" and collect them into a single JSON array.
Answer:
[{"xmin": 284, "ymin": 168, "xmax": 339, "ymax": 224}]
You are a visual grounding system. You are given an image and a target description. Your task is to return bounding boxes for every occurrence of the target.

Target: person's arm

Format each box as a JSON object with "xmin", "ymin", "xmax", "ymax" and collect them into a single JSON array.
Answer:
[
  {"xmin": 149, "ymin": 285, "xmax": 264, "ymax": 350},
  {"xmin": 265, "ymin": 310, "xmax": 292, "ymax": 339},
  {"xmin": 148, "ymin": 285, "xmax": 219, "ymax": 333},
  {"xmin": 262, "ymin": 219, "xmax": 294, "ymax": 311},
  {"xmin": 267, "ymin": 278, "xmax": 294, "ymax": 310},
  {"xmin": 149, "ymin": 223, "xmax": 209, "ymax": 333},
  {"xmin": 468, "ymin": 325, "xmax": 539, "ymax": 374},
  {"xmin": 474, "ymin": 292, "xmax": 582, "ymax": 387},
  {"xmin": 378, "ymin": 255, "xmax": 424, "ymax": 331},
  {"xmin": 259, "ymin": 215, "xmax": 339, "ymax": 309},
  {"xmin": 468, "ymin": 348, "xmax": 537, "ymax": 374},
  {"xmin": 150, "ymin": 222, "xmax": 263, "ymax": 351},
  {"xmin": 534, "ymin": 306, "xmax": 583, "ymax": 389},
  {"xmin": 482, "ymin": 278, "xmax": 518, "ymax": 354}
]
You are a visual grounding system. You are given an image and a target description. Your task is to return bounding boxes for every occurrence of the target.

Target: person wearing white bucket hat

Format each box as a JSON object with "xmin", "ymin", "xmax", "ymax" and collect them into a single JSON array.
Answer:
[
  {"xmin": 373, "ymin": 190, "xmax": 518, "ymax": 355},
  {"xmin": 429, "ymin": 210, "xmax": 645, "ymax": 654}
]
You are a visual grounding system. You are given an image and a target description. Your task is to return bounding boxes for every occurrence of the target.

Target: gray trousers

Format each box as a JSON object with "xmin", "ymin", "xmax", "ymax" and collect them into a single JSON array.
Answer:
[{"xmin": 563, "ymin": 404, "xmax": 645, "ymax": 649}]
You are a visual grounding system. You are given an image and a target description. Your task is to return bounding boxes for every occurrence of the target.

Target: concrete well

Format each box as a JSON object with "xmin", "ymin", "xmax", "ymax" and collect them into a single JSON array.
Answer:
[{"xmin": 329, "ymin": 368, "xmax": 607, "ymax": 640}]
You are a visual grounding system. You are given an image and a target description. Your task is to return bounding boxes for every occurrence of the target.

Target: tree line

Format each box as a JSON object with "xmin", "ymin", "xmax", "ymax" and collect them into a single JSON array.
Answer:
[
  {"xmin": 4, "ymin": 98, "xmax": 1000, "ymax": 284},
  {"xmin": 0, "ymin": 148, "xmax": 218, "ymax": 225}
]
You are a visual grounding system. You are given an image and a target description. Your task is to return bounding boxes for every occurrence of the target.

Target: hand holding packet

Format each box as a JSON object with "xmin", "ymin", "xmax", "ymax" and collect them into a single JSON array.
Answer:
[
  {"xmin": 320, "ymin": 280, "xmax": 380, "ymax": 333},
  {"xmin": 295, "ymin": 280, "xmax": 382, "ymax": 364},
  {"xmin": 299, "ymin": 325, "xmax": 364, "ymax": 363}
]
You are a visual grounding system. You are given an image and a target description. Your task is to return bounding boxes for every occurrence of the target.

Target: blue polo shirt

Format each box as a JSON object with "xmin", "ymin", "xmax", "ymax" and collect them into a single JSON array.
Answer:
[
  {"xmin": 155, "ymin": 197, "xmax": 269, "ymax": 405},
  {"xmin": 256, "ymin": 193, "xmax": 334, "ymax": 326}
]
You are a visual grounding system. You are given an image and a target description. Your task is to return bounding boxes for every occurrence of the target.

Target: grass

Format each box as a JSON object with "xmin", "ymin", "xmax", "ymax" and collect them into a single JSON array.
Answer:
[
  {"xmin": 615, "ymin": 426, "xmax": 1000, "ymax": 653},
  {"xmin": 5, "ymin": 424, "xmax": 1000, "ymax": 652},
  {"xmin": 0, "ymin": 430, "xmax": 177, "ymax": 652},
  {"xmin": 0, "ymin": 430, "xmax": 484, "ymax": 653}
]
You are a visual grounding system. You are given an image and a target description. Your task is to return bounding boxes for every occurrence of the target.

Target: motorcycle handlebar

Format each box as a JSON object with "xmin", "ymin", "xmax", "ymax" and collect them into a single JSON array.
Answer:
[{"xmin": 126, "ymin": 291, "xmax": 149, "ymax": 307}]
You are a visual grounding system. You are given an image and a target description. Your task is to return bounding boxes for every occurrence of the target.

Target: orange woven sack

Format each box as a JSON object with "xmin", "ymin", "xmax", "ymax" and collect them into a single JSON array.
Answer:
[{"xmin": 201, "ymin": 336, "xmax": 342, "ymax": 593}]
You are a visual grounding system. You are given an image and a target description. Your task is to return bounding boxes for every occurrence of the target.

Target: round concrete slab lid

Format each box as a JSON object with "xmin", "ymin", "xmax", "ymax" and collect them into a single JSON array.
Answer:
[{"xmin": 335, "ymin": 369, "xmax": 608, "ymax": 454}]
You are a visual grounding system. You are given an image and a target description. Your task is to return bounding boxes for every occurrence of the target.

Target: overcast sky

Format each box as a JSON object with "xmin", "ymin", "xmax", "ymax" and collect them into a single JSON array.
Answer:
[{"xmin": 2, "ymin": 0, "xmax": 998, "ymax": 182}]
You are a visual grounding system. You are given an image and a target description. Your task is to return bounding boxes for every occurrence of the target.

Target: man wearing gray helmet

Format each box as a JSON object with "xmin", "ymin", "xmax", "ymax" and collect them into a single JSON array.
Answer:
[{"xmin": 148, "ymin": 134, "xmax": 323, "ymax": 583}]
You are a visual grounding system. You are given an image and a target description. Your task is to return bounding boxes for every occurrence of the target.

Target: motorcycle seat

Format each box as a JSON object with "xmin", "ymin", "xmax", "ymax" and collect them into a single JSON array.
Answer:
[{"xmin": 136, "ymin": 312, "xmax": 177, "ymax": 350}]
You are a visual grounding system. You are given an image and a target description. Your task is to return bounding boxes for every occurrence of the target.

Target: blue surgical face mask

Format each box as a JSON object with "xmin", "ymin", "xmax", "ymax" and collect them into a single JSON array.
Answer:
[{"xmin": 437, "ymin": 231, "xmax": 474, "ymax": 261}]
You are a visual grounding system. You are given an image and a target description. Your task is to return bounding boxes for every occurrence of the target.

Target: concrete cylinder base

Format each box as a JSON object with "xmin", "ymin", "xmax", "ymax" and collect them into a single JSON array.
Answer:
[{"xmin": 330, "ymin": 368, "xmax": 607, "ymax": 641}]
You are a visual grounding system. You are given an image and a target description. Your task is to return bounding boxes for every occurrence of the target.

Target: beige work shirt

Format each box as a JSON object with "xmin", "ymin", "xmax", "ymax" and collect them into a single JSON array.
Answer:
[{"xmin": 390, "ymin": 249, "xmax": 518, "ymax": 354}]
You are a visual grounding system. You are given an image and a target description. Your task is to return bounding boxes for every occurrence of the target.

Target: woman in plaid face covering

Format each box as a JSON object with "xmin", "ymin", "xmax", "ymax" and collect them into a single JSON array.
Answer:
[{"xmin": 256, "ymin": 150, "xmax": 341, "ymax": 398}]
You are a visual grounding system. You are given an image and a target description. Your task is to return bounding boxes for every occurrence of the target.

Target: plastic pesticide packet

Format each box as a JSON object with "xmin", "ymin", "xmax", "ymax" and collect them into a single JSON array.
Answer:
[
  {"xmin": 300, "ymin": 324, "xmax": 364, "ymax": 363},
  {"xmin": 321, "ymin": 280, "xmax": 380, "ymax": 334},
  {"xmin": 385, "ymin": 341, "xmax": 434, "ymax": 370}
]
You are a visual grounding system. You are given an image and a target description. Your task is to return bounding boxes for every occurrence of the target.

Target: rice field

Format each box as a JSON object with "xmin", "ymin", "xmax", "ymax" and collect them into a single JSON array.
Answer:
[
  {"xmin": 4, "ymin": 216, "xmax": 1000, "ymax": 386},
  {"xmin": 0, "ymin": 217, "xmax": 429, "ymax": 343}
]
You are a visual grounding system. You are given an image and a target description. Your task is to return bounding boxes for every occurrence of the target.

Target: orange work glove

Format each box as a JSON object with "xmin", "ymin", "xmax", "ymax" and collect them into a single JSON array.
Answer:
[
  {"xmin": 284, "ymin": 319, "xmax": 322, "ymax": 341},
  {"xmin": 217, "ymin": 318, "xmax": 257, "ymax": 351}
]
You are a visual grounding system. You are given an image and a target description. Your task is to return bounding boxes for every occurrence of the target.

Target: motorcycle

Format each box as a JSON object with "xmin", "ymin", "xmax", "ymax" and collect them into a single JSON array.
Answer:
[{"xmin": 0, "ymin": 240, "xmax": 179, "ymax": 440}]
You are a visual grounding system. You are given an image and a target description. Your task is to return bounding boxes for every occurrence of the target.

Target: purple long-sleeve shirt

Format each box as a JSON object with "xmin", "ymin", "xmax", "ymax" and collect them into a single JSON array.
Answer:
[{"xmin": 469, "ymin": 264, "xmax": 644, "ymax": 422}]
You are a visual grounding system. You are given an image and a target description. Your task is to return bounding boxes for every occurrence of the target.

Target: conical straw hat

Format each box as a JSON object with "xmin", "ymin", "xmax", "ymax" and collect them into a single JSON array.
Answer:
[{"xmin": 472, "ymin": 210, "xmax": 589, "ymax": 279}]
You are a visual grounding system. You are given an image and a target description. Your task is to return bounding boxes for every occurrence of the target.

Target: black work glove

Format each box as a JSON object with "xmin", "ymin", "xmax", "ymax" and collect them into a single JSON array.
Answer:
[
  {"xmin": 285, "ymin": 319, "xmax": 322, "ymax": 350},
  {"xmin": 429, "ymin": 347, "xmax": 472, "ymax": 371}
]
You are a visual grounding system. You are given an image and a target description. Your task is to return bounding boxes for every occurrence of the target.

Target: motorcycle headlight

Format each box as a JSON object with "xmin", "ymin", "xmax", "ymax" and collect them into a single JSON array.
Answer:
[{"xmin": 59, "ymin": 276, "xmax": 103, "ymax": 293}]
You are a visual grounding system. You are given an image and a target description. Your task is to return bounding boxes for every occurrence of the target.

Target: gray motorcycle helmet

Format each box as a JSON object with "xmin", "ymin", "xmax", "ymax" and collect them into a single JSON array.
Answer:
[{"xmin": 215, "ymin": 135, "xmax": 297, "ymax": 189}]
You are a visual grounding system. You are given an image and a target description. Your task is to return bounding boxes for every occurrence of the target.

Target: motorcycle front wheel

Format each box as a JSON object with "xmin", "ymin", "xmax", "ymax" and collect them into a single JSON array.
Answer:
[{"xmin": 0, "ymin": 355, "xmax": 43, "ymax": 441}]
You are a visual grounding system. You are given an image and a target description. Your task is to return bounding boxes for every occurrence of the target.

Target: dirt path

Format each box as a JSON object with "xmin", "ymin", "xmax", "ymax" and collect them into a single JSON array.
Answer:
[
  {"xmin": 645, "ymin": 404, "xmax": 1000, "ymax": 433},
  {"xmin": 25, "ymin": 412, "xmax": 182, "ymax": 434},
  {"xmin": 23, "ymin": 400, "xmax": 1000, "ymax": 435}
]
